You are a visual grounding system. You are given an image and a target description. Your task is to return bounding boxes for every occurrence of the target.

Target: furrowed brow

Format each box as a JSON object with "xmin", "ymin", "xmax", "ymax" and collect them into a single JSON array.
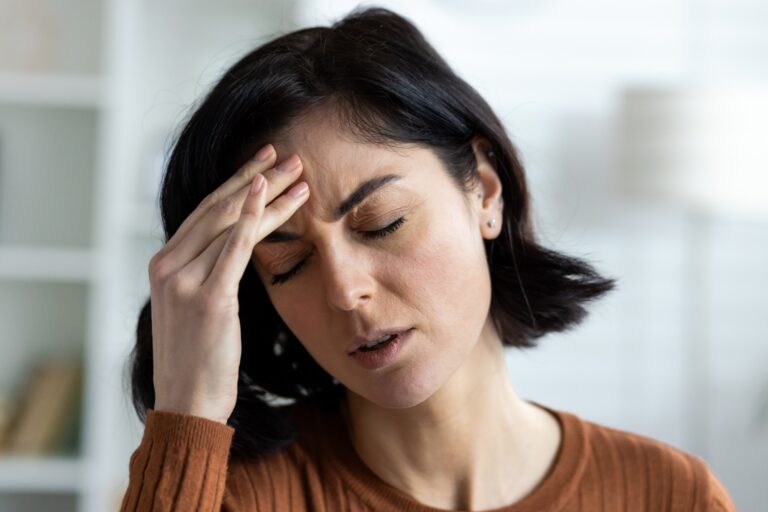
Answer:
[{"xmin": 262, "ymin": 173, "xmax": 402, "ymax": 243}]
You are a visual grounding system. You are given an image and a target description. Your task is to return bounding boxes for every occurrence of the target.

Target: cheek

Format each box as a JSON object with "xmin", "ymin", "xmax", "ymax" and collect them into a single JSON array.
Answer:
[
  {"xmin": 265, "ymin": 294, "xmax": 332, "ymax": 374},
  {"xmin": 266, "ymin": 292, "xmax": 314, "ymax": 336},
  {"xmin": 396, "ymin": 210, "xmax": 490, "ymax": 322}
]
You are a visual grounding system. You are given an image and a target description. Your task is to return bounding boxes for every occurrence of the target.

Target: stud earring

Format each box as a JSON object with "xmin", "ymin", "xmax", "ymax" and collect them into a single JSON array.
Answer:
[{"xmin": 487, "ymin": 218, "xmax": 496, "ymax": 228}]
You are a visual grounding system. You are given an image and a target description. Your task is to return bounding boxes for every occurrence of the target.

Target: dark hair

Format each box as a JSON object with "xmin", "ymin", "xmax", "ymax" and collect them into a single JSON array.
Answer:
[{"xmin": 128, "ymin": 6, "xmax": 617, "ymax": 462}]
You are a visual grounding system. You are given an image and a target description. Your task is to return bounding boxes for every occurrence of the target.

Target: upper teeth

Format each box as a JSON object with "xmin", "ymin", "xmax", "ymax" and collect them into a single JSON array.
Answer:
[{"xmin": 363, "ymin": 334, "xmax": 394, "ymax": 348}]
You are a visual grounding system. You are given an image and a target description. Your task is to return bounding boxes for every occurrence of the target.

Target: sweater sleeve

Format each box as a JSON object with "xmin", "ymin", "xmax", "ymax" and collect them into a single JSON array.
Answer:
[{"xmin": 119, "ymin": 409, "xmax": 235, "ymax": 512}]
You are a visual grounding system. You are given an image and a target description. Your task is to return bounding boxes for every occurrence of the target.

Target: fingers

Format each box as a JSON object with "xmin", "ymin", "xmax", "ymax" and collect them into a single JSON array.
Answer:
[
  {"xmin": 162, "ymin": 152, "xmax": 303, "ymax": 276},
  {"xmin": 163, "ymin": 144, "xmax": 277, "ymax": 255},
  {"xmin": 182, "ymin": 224, "xmax": 230, "ymax": 286},
  {"xmin": 206, "ymin": 174, "xmax": 310, "ymax": 294}
]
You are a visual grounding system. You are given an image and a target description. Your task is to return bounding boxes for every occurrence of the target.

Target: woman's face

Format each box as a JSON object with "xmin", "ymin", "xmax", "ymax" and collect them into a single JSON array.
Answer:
[{"xmin": 250, "ymin": 113, "xmax": 502, "ymax": 409}]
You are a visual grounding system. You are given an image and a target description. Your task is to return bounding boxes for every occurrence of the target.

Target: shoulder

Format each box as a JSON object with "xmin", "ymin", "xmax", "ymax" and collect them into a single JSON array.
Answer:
[{"xmin": 570, "ymin": 412, "xmax": 736, "ymax": 511}]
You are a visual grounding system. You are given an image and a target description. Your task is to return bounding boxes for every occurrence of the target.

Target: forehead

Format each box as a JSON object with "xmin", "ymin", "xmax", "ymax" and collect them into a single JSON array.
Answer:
[{"xmin": 271, "ymin": 114, "xmax": 435, "ymax": 221}]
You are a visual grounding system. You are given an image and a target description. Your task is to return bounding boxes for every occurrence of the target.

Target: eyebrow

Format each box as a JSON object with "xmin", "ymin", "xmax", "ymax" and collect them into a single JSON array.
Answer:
[{"xmin": 262, "ymin": 173, "xmax": 403, "ymax": 243}]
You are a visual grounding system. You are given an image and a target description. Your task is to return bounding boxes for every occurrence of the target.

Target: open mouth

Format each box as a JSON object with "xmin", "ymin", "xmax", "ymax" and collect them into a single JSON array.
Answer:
[
  {"xmin": 349, "ymin": 328, "xmax": 413, "ymax": 370},
  {"xmin": 356, "ymin": 333, "xmax": 398, "ymax": 352}
]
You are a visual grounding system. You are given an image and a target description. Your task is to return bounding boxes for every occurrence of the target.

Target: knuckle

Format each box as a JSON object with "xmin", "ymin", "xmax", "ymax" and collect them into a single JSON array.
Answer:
[
  {"xmin": 200, "ymin": 191, "xmax": 220, "ymax": 209},
  {"xmin": 271, "ymin": 199, "xmax": 294, "ymax": 218},
  {"xmin": 239, "ymin": 208, "xmax": 262, "ymax": 222},
  {"xmin": 148, "ymin": 253, "xmax": 172, "ymax": 283},
  {"xmin": 209, "ymin": 196, "xmax": 240, "ymax": 217},
  {"xmin": 223, "ymin": 232, "xmax": 248, "ymax": 254},
  {"xmin": 165, "ymin": 273, "xmax": 194, "ymax": 298},
  {"xmin": 238, "ymin": 160, "xmax": 256, "ymax": 176},
  {"xmin": 149, "ymin": 257, "xmax": 192, "ymax": 297}
]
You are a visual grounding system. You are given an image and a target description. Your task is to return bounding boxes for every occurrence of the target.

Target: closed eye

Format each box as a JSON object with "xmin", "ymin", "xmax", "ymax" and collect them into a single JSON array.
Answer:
[{"xmin": 269, "ymin": 217, "xmax": 407, "ymax": 286}]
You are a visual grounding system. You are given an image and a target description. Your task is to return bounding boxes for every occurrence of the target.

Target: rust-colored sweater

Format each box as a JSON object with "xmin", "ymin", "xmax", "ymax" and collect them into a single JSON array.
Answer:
[{"xmin": 120, "ymin": 400, "xmax": 735, "ymax": 511}]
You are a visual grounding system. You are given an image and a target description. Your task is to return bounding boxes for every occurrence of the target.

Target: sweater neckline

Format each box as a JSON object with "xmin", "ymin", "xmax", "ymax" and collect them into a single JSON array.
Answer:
[{"xmin": 311, "ymin": 400, "xmax": 590, "ymax": 512}]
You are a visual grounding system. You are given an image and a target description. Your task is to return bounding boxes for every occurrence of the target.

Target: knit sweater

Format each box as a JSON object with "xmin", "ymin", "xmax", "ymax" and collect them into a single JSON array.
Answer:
[{"xmin": 119, "ymin": 400, "xmax": 736, "ymax": 511}]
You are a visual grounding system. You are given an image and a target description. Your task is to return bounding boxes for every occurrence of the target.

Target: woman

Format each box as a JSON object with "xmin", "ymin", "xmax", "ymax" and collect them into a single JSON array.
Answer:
[{"xmin": 121, "ymin": 7, "xmax": 735, "ymax": 511}]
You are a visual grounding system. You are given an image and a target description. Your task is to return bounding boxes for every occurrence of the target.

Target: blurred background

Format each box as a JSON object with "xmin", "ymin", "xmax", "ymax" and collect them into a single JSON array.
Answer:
[{"xmin": 0, "ymin": 0, "xmax": 766, "ymax": 510}]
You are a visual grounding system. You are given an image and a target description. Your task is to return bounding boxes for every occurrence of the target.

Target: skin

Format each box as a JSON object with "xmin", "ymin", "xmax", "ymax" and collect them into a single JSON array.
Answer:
[{"xmin": 249, "ymin": 110, "xmax": 562, "ymax": 510}]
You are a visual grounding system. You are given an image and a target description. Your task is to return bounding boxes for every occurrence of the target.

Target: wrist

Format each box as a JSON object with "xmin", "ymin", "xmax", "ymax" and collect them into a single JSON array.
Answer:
[{"xmin": 153, "ymin": 400, "xmax": 230, "ymax": 425}]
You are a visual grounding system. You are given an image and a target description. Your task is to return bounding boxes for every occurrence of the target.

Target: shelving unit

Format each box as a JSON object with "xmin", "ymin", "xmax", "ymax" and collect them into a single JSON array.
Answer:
[
  {"xmin": 0, "ymin": 1, "xmax": 300, "ymax": 510},
  {"xmin": 0, "ymin": 1, "xmax": 105, "ymax": 511}
]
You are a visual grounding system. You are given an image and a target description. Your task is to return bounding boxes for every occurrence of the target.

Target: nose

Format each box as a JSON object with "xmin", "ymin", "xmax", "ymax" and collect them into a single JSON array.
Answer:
[{"xmin": 320, "ymin": 243, "xmax": 375, "ymax": 312}]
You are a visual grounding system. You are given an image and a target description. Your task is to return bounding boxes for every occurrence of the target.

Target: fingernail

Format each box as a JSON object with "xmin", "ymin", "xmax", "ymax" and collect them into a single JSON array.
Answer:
[
  {"xmin": 288, "ymin": 182, "xmax": 308, "ymax": 198},
  {"xmin": 254, "ymin": 144, "xmax": 274, "ymax": 162},
  {"xmin": 276, "ymin": 155, "xmax": 301, "ymax": 173},
  {"xmin": 250, "ymin": 174, "xmax": 265, "ymax": 195}
]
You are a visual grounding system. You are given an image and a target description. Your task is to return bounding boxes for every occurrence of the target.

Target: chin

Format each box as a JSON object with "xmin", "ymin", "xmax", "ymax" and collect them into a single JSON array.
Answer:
[{"xmin": 351, "ymin": 365, "xmax": 446, "ymax": 409}]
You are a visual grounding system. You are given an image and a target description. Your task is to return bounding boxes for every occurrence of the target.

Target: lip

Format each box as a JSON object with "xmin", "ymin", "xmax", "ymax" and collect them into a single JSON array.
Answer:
[
  {"xmin": 347, "ymin": 327, "xmax": 414, "ymax": 355},
  {"xmin": 348, "ymin": 328, "xmax": 414, "ymax": 370}
]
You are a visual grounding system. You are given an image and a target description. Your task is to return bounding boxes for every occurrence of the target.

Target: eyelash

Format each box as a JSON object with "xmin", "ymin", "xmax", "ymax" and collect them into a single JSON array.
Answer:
[{"xmin": 270, "ymin": 217, "xmax": 407, "ymax": 286}]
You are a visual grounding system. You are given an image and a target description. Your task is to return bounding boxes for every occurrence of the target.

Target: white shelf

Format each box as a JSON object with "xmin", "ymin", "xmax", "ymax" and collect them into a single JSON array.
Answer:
[
  {"xmin": 0, "ymin": 456, "xmax": 83, "ymax": 493},
  {"xmin": 0, "ymin": 72, "xmax": 102, "ymax": 108},
  {"xmin": 0, "ymin": 246, "xmax": 94, "ymax": 282}
]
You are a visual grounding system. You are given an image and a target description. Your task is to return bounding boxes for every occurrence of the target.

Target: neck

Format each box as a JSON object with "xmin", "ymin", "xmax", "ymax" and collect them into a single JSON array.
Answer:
[{"xmin": 341, "ymin": 322, "xmax": 562, "ymax": 510}]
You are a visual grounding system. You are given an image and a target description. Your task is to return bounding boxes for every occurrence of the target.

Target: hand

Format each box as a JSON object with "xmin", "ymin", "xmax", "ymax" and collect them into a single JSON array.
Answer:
[{"xmin": 148, "ymin": 145, "xmax": 308, "ymax": 424}]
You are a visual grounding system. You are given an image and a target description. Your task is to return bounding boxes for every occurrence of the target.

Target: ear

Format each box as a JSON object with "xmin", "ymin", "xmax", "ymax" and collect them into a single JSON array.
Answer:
[{"xmin": 469, "ymin": 137, "xmax": 503, "ymax": 240}]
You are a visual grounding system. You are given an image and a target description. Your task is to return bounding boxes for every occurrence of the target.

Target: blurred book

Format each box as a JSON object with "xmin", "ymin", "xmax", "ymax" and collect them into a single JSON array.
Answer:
[
  {"xmin": 0, "ymin": 393, "xmax": 13, "ymax": 448},
  {"xmin": 1, "ymin": 358, "xmax": 82, "ymax": 455}
]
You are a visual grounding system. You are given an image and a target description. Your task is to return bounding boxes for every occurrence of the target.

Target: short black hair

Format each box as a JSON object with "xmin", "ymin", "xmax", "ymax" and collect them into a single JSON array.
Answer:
[{"xmin": 129, "ymin": 6, "xmax": 617, "ymax": 461}]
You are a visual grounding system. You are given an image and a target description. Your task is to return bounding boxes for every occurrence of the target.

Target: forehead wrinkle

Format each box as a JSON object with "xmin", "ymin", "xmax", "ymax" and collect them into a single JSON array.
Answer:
[
  {"xmin": 281, "ymin": 168, "xmax": 405, "ymax": 236},
  {"xmin": 278, "ymin": 153, "xmax": 404, "ymax": 223},
  {"xmin": 255, "ymin": 174, "xmax": 409, "ymax": 265},
  {"xmin": 269, "ymin": 114, "xmax": 424, "ymax": 235}
]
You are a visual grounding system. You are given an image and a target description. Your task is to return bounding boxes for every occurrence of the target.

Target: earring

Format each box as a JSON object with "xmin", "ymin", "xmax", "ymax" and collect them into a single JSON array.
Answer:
[{"xmin": 487, "ymin": 218, "xmax": 496, "ymax": 228}]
